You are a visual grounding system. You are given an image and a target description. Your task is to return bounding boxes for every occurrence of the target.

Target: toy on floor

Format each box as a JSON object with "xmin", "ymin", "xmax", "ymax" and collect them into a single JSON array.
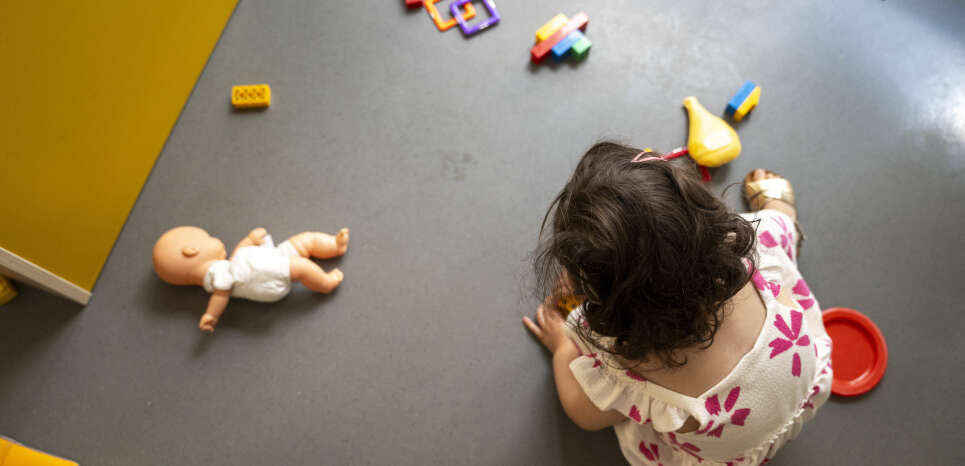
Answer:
[
  {"xmin": 0, "ymin": 276, "xmax": 16, "ymax": 306},
  {"xmin": 725, "ymin": 80, "xmax": 761, "ymax": 122},
  {"xmin": 530, "ymin": 12, "xmax": 590, "ymax": 64},
  {"xmin": 641, "ymin": 94, "xmax": 746, "ymax": 182},
  {"xmin": 535, "ymin": 13, "xmax": 567, "ymax": 42},
  {"xmin": 424, "ymin": 0, "xmax": 475, "ymax": 31},
  {"xmin": 822, "ymin": 307, "xmax": 888, "ymax": 396},
  {"xmin": 683, "ymin": 96, "xmax": 742, "ymax": 170},
  {"xmin": 405, "ymin": 0, "xmax": 423, "ymax": 8},
  {"xmin": 152, "ymin": 226, "xmax": 349, "ymax": 332},
  {"xmin": 451, "ymin": 0, "xmax": 500, "ymax": 35},
  {"xmin": 0, "ymin": 436, "xmax": 77, "ymax": 466},
  {"xmin": 231, "ymin": 84, "xmax": 271, "ymax": 109},
  {"xmin": 556, "ymin": 295, "xmax": 585, "ymax": 315}
]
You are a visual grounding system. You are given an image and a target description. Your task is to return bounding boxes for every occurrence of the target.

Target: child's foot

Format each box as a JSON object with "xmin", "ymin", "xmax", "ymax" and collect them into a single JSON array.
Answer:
[
  {"xmin": 743, "ymin": 169, "xmax": 797, "ymax": 221},
  {"xmin": 335, "ymin": 228, "xmax": 349, "ymax": 255},
  {"xmin": 743, "ymin": 169, "xmax": 805, "ymax": 256},
  {"xmin": 326, "ymin": 269, "xmax": 344, "ymax": 292}
]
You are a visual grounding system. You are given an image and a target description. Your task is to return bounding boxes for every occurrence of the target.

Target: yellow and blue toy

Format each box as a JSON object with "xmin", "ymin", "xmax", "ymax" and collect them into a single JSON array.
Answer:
[
  {"xmin": 725, "ymin": 80, "xmax": 761, "ymax": 122},
  {"xmin": 683, "ymin": 96, "xmax": 741, "ymax": 168}
]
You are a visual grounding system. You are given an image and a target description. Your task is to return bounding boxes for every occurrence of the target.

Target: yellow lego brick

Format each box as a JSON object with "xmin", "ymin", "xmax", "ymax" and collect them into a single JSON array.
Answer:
[
  {"xmin": 535, "ymin": 13, "xmax": 567, "ymax": 42},
  {"xmin": 231, "ymin": 84, "xmax": 271, "ymax": 108}
]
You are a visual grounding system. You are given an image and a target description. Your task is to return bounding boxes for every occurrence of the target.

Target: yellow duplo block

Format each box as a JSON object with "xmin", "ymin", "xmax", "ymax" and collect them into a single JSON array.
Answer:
[
  {"xmin": 231, "ymin": 84, "xmax": 271, "ymax": 108},
  {"xmin": 535, "ymin": 13, "xmax": 568, "ymax": 42}
]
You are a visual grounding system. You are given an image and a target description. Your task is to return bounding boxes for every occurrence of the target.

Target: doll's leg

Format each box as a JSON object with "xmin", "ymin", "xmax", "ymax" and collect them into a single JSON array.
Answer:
[
  {"xmin": 290, "ymin": 257, "xmax": 344, "ymax": 293},
  {"xmin": 286, "ymin": 229, "xmax": 350, "ymax": 259}
]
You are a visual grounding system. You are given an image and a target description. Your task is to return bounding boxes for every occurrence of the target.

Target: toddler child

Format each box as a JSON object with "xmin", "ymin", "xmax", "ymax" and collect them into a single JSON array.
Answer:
[{"xmin": 523, "ymin": 142, "xmax": 831, "ymax": 465}]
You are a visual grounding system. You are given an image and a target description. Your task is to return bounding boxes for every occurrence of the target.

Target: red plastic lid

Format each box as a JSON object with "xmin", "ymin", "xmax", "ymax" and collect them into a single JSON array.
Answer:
[{"xmin": 822, "ymin": 307, "xmax": 887, "ymax": 396}]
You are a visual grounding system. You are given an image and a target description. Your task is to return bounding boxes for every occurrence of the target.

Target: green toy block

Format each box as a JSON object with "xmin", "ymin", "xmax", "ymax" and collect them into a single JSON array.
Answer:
[{"xmin": 571, "ymin": 36, "xmax": 592, "ymax": 60}]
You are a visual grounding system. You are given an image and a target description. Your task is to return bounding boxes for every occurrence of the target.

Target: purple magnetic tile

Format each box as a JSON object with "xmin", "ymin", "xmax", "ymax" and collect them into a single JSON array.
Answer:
[{"xmin": 450, "ymin": 0, "xmax": 500, "ymax": 35}]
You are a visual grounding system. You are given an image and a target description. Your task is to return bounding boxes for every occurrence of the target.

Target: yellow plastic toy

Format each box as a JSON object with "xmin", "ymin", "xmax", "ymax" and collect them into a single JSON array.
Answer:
[
  {"xmin": 535, "ymin": 13, "xmax": 567, "ymax": 42},
  {"xmin": 557, "ymin": 295, "xmax": 585, "ymax": 315},
  {"xmin": 0, "ymin": 276, "xmax": 16, "ymax": 306},
  {"xmin": 231, "ymin": 84, "xmax": 271, "ymax": 108},
  {"xmin": 0, "ymin": 436, "xmax": 77, "ymax": 466},
  {"xmin": 683, "ymin": 96, "xmax": 741, "ymax": 167}
]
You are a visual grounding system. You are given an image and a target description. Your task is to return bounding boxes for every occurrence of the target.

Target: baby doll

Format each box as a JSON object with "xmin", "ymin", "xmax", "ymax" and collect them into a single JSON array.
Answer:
[{"xmin": 153, "ymin": 226, "xmax": 349, "ymax": 332}]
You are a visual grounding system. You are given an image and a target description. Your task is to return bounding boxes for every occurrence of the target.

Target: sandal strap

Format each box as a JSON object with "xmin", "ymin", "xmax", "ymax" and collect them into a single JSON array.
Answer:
[{"xmin": 745, "ymin": 178, "xmax": 796, "ymax": 211}]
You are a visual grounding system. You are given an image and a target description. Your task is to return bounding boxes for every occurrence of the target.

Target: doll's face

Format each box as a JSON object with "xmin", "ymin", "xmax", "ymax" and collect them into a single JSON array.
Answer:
[{"xmin": 152, "ymin": 226, "xmax": 227, "ymax": 285}]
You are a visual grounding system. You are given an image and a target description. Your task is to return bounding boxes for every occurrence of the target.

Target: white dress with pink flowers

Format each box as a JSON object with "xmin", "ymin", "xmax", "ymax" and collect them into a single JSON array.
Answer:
[{"xmin": 565, "ymin": 210, "xmax": 832, "ymax": 466}]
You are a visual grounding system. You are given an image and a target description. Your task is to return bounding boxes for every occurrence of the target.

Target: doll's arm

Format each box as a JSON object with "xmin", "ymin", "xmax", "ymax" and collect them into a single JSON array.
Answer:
[
  {"xmin": 199, "ymin": 290, "xmax": 231, "ymax": 332},
  {"xmin": 229, "ymin": 227, "xmax": 268, "ymax": 258}
]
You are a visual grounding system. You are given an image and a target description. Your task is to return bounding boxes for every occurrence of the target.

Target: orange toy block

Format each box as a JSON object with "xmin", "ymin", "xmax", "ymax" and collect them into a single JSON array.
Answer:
[{"xmin": 424, "ymin": 0, "xmax": 475, "ymax": 31}]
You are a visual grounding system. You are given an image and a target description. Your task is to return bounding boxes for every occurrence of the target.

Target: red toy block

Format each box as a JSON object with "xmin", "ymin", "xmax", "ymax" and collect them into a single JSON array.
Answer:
[
  {"xmin": 405, "ymin": 0, "xmax": 422, "ymax": 8},
  {"xmin": 530, "ymin": 12, "xmax": 588, "ymax": 64}
]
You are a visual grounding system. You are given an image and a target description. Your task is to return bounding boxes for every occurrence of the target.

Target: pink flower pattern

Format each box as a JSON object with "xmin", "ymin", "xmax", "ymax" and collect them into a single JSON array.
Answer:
[
  {"xmin": 638, "ymin": 442, "xmax": 665, "ymax": 465},
  {"xmin": 585, "ymin": 353, "xmax": 602, "ymax": 368},
  {"xmin": 802, "ymin": 385, "xmax": 821, "ymax": 410},
  {"xmin": 667, "ymin": 433, "xmax": 703, "ymax": 462},
  {"xmin": 629, "ymin": 405, "xmax": 642, "ymax": 423},
  {"xmin": 791, "ymin": 278, "xmax": 816, "ymax": 311},
  {"xmin": 750, "ymin": 269, "xmax": 780, "ymax": 298},
  {"xmin": 768, "ymin": 310, "xmax": 810, "ymax": 377},
  {"xmin": 764, "ymin": 215, "xmax": 795, "ymax": 259},
  {"xmin": 696, "ymin": 386, "xmax": 751, "ymax": 438},
  {"xmin": 626, "ymin": 370, "xmax": 647, "ymax": 382}
]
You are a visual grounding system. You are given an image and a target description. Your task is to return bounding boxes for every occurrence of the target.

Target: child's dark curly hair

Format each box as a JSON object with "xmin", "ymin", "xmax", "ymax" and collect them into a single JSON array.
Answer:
[{"xmin": 534, "ymin": 142, "xmax": 757, "ymax": 368}]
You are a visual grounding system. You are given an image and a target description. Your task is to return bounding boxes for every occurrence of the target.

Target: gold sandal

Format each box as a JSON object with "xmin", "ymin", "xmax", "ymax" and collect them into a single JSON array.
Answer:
[{"xmin": 743, "ymin": 170, "xmax": 806, "ymax": 255}]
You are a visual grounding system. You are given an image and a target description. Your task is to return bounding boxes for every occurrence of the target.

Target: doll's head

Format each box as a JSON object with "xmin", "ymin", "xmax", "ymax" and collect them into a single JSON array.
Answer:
[
  {"xmin": 534, "ymin": 142, "xmax": 756, "ymax": 367},
  {"xmin": 153, "ymin": 226, "xmax": 227, "ymax": 286}
]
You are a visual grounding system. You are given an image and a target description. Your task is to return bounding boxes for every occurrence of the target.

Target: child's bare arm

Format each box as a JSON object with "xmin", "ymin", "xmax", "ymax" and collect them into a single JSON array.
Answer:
[
  {"xmin": 229, "ymin": 227, "xmax": 268, "ymax": 258},
  {"xmin": 552, "ymin": 342, "xmax": 627, "ymax": 431},
  {"xmin": 524, "ymin": 305, "xmax": 626, "ymax": 431},
  {"xmin": 200, "ymin": 290, "xmax": 231, "ymax": 332}
]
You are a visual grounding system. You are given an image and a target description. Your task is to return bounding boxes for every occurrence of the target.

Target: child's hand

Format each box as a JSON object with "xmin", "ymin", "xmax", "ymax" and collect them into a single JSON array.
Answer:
[
  {"xmin": 523, "ymin": 304, "xmax": 570, "ymax": 354},
  {"xmin": 199, "ymin": 314, "xmax": 219, "ymax": 332},
  {"xmin": 247, "ymin": 227, "xmax": 268, "ymax": 245}
]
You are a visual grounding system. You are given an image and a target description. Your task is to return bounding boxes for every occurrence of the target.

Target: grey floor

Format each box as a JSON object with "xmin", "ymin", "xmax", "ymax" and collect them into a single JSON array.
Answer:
[{"xmin": 2, "ymin": 0, "xmax": 964, "ymax": 464}]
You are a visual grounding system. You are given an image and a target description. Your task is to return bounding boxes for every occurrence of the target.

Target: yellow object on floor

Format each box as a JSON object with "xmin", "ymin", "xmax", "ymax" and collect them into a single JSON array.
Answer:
[
  {"xmin": 683, "ymin": 96, "xmax": 742, "ymax": 167},
  {"xmin": 0, "ymin": 276, "xmax": 16, "ymax": 305},
  {"xmin": 0, "ymin": 0, "xmax": 239, "ymax": 303},
  {"xmin": 231, "ymin": 84, "xmax": 272, "ymax": 108},
  {"xmin": 0, "ymin": 437, "xmax": 77, "ymax": 466}
]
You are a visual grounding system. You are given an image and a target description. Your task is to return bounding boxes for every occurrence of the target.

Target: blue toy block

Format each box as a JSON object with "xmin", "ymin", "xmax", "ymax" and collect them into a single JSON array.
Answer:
[
  {"xmin": 725, "ymin": 80, "xmax": 758, "ymax": 116},
  {"xmin": 551, "ymin": 30, "xmax": 584, "ymax": 61}
]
